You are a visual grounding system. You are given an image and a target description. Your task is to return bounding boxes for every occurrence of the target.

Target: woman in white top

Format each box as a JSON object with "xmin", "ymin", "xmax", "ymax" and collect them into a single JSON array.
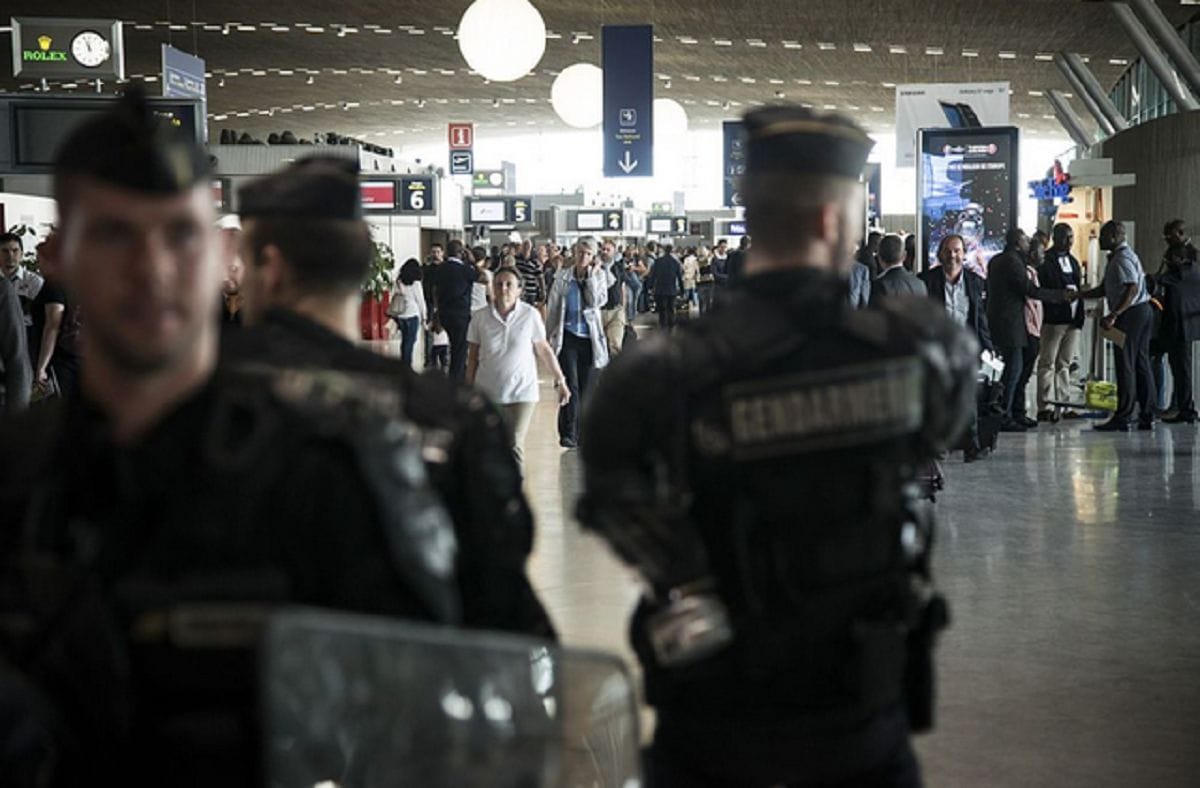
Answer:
[
  {"xmin": 466, "ymin": 267, "xmax": 569, "ymax": 466},
  {"xmin": 388, "ymin": 257, "xmax": 427, "ymax": 369}
]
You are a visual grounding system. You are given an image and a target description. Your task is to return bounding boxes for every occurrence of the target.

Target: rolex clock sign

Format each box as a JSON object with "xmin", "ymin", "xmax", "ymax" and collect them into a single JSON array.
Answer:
[{"xmin": 11, "ymin": 17, "xmax": 126, "ymax": 81}]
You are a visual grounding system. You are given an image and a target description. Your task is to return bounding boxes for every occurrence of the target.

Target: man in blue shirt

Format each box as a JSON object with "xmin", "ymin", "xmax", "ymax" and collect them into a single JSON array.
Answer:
[{"xmin": 1077, "ymin": 221, "xmax": 1155, "ymax": 431}]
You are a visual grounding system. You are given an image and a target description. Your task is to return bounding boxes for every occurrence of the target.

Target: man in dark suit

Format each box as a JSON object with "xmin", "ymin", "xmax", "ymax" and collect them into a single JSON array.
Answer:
[
  {"xmin": 648, "ymin": 244, "xmax": 684, "ymax": 331},
  {"xmin": 428, "ymin": 239, "xmax": 477, "ymax": 379},
  {"xmin": 922, "ymin": 234, "xmax": 992, "ymax": 461},
  {"xmin": 869, "ymin": 234, "xmax": 924, "ymax": 307},
  {"xmin": 921, "ymin": 234, "xmax": 992, "ymax": 353},
  {"xmin": 1158, "ymin": 220, "xmax": 1200, "ymax": 424},
  {"xmin": 986, "ymin": 228, "xmax": 1068, "ymax": 431},
  {"xmin": 725, "ymin": 235, "xmax": 750, "ymax": 284}
]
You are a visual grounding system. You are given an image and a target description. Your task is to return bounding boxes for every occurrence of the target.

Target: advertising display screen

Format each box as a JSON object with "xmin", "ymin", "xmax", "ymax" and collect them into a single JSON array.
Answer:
[
  {"xmin": 917, "ymin": 127, "xmax": 1019, "ymax": 275},
  {"xmin": 469, "ymin": 200, "xmax": 507, "ymax": 223},
  {"xmin": 360, "ymin": 181, "xmax": 397, "ymax": 211},
  {"xmin": 576, "ymin": 212, "xmax": 605, "ymax": 231},
  {"xmin": 647, "ymin": 217, "xmax": 672, "ymax": 234}
]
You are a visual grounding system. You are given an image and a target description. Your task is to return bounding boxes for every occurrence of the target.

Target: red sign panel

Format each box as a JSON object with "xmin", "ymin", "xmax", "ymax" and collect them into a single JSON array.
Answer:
[
  {"xmin": 448, "ymin": 123, "xmax": 474, "ymax": 149},
  {"xmin": 360, "ymin": 181, "xmax": 397, "ymax": 210}
]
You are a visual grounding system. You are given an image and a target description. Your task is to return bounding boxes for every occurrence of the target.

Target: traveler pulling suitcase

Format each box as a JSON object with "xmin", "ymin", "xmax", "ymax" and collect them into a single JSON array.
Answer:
[{"xmin": 916, "ymin": 458, "xmax": 945, "ymax": 502}]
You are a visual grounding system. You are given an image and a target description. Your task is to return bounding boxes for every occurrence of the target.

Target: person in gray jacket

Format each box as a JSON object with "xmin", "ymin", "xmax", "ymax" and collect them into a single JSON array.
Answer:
[{"xmin": 0, "ymin": 275, "xmax": 30, "ymax": 413}]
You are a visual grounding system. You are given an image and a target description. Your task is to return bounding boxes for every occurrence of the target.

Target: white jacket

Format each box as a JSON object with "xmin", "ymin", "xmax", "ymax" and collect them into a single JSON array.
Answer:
[{"xmin": 545, "ymin": 265, "xmax": 610, "ymax": 369}]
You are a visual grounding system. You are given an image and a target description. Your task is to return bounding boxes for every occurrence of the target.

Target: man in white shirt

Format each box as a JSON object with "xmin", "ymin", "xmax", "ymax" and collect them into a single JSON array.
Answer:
[
  {"xmin": 0, "ymin": 232, "xmax": 45, "ymax": 334},
  {"xmin": 467, "ymin": 267, "xmax": 569, "ymax": 464}
]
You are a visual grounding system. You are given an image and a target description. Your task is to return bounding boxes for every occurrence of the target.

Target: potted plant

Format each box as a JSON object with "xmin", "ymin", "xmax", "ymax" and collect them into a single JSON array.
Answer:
[{"xmin": 360, "ymin": 233, "xmax": 396, "ymax": 340}]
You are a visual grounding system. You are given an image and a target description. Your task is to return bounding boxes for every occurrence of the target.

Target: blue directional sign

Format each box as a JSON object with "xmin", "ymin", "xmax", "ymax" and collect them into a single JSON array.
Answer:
[
  {"xmin": 603, "ymin": 25, "xmax": 653, "ymax": 178},
  {"xmin": 450, "ymin": 149, "xmax": 474, "ymax": 175},
  {"xmin": 162, "ymin": 45, "xmax": 207, "ymax": 141},
  {"xmin": 722, "ymin": 120, "xmax": 747, "ymax": 207}
]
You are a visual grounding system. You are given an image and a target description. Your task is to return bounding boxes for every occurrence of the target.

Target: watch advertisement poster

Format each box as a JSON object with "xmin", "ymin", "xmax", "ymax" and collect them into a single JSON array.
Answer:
[{"xmin": 11, "ymin": 17, "xmax": 125, "ymax": 81}]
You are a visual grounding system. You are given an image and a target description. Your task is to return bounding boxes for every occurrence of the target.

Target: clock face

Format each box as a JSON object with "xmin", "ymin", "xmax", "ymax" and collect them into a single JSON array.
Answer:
[{"xmin": 71, "ymin": 31, "xmax": 111, "ymax": 68}]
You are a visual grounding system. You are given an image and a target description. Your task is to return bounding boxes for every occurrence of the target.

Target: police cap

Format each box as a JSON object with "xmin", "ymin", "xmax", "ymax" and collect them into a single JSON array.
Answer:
[
  {"xmin": 743, "ymin": 105, "xmax": 873, "ymax": 179},
  {"xmin": 54, "ymin": 86, "xmax": 211, "ymax": 193},
  {"xmin": 238, "ymin": 156, "xmax": 363, "ymax": 221}
]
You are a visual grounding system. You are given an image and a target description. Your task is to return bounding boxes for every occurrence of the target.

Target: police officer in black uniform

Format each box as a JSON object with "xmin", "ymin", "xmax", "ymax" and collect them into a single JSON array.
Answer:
[
  {"xmin": 225, "ymin": 156, "xmax": 555, "ymax": 639},
  {"xmin": 0, "ymin": 90, "xmax": 460, "ymax": 785},
  {"xmin": 578, "ymin": 106, "xmax": 978, "ymax": 787}
]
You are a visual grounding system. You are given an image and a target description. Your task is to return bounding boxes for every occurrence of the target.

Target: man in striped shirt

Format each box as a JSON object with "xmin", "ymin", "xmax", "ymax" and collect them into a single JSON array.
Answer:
[{"xmin": 517, "ymin": 242, "xmax": 548, "ymax": 312}]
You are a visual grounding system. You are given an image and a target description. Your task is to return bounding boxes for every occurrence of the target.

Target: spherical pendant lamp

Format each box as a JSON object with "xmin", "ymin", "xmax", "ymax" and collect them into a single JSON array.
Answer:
[
  {"xmin": 653, "ymin": 98, "xmax": 689, "ymax": 140},
  {"xmin": 551, "ymin": 63, "xmax": 603, "ymax": 128},
  {"xmin": 458, "ymin": 0, "xmax": 546, "ymax": 82}
]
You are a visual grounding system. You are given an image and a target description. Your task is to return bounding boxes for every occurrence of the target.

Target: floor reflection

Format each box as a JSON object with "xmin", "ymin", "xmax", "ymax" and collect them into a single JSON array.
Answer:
[{"xmin": 520, "ymin": 376, "xmax": 1200, "ymax": 786}]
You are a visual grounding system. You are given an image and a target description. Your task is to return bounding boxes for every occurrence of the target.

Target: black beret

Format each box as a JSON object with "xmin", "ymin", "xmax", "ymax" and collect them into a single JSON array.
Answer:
[
  {"xmin": 238, "ymin": 155, "xmax": 362, "ymax": 220},
  {"xmin": 743, "ymin": 105, "xmax": 874, "ymax": 179},
  {"xmin": 54, "ymin": 86, "xmax": 210, "ymax": 193}
]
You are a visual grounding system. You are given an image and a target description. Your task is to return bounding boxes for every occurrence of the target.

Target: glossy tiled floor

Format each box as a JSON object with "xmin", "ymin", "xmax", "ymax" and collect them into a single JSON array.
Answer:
[{"xmin": 519, "ymin": 377, "xmax": 1200, "ymax": 786}]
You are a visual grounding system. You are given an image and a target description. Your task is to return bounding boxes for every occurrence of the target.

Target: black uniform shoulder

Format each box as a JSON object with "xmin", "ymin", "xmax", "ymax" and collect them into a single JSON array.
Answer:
[{"xmin": 0, "ymin": 401, "xmax": 69, "ymax": 504}]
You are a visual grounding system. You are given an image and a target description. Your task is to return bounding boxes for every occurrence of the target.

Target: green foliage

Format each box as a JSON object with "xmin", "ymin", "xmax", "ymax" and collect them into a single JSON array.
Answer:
[{"xmin": 362, "ymin": 232, "xmax": 396, "ymax": 300}]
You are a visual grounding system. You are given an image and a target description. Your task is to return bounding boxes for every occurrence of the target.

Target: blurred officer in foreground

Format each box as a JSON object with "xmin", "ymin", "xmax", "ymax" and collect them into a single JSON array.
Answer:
[
  {"xmin": 0, "ymin": 90, "xmax": 459, "ymax": 785},
  {"xmin": 227, "ymin": 157, "xmax": 554, "ymax": 638},
  {"xmin": 578, "ymin": 106, "xmax": 978, "ymax": 787}
]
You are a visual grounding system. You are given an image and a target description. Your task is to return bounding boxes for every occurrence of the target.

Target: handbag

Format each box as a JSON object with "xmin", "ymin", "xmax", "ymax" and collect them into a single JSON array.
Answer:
[
  {"xmin": 386, "ymin": 284, "xmax": 408, "ymax": 317},
  {"xmin": 30, "ymin": 367, "xmax": 61, "ymax": 404},
  {"xmin": 1085, "ymin": 380, "xmax": 1118, "ymax": 412}
]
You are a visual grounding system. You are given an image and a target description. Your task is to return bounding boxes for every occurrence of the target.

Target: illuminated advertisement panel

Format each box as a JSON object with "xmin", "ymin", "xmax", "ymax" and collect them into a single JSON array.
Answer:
[
  {"xmin": 360, "ymin": 181, "xmax": 397, "ymax": 211},
  {"xmin": 917, "ymin": 126, "xmax": 1019, "ymax": 275}
]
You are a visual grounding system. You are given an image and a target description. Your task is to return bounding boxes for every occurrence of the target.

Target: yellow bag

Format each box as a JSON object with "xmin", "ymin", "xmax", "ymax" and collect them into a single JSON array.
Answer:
[{"xmin": 1085, "ymin": 380, "xmax": 1118, "ymax": 412}]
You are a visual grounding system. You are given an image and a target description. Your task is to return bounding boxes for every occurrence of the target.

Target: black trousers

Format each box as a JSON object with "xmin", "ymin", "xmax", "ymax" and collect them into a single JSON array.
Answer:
[
  {"xmin": 557, "ymin": 332, "xmax": 595, "ymax": 442},
  {"xmin": 441, "ymin": 312, "xmax": 470, "ymax": 381},
  {"xmin": 1013, "ymin": 335, "xmax": 1040, "ymax": 418},
  {"xmin": 1113, "ymin": 302, "xmax": 1155, "ymax": 424},
  {"xmin": 1168, "ymin": 338, "xmax": 1196, "ymax": 417},
  {"xmin": 996, "ymin": 342, "xmax": 1025, "ymax": 419},
  {"xmin": 655, "ymin": 294, "xmax": 677, "ymax": 330}
]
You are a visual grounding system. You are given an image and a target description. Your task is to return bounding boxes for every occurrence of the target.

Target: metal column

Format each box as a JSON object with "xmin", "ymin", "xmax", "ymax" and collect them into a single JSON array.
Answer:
[
  {"xmin": 1109, "ymin": 2, "xmax": 1200, "ymax": 111},
  {"xmin": 1046, "ymin": 91, "xmax": 1094, "ymax": 150},
  {"xmin": 1127, "ymin": 0, "xmax": 1200, "ymax": 100},
  {"xmin": 1054, "ymin": 54, "xmax": 1117, "ymax": 135},
  {"xmin": 1064, "ymin": 53, "xmax": 1129, "ymax": 133}
]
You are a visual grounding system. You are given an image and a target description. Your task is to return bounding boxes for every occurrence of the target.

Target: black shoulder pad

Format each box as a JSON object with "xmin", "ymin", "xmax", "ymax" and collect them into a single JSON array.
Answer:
[{"xmin": 210, "ymin": 366, "xmax": 461, "ymax": 623}]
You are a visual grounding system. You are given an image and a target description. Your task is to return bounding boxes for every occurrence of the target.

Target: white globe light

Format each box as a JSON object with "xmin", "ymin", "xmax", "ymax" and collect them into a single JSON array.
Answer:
[
  {"xmin": 654, "ymin": 98, "xmax": 688, "ymax": 139},
  {"xmin": 551, "ymin": 63, "xmax": 603, "ymax": 128},
  {"xmin": 458, "ymin": 0, "xmax": 546, "ymax": 82}
]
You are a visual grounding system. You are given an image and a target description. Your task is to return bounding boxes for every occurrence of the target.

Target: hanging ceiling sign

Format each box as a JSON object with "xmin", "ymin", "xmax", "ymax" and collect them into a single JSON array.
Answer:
[
  {"xmin": 161, "ymin": 45, "xmax": 207, "ymax": 142},
  {"xmin": 722, "ymin": 121, "xmax": 747, "ymax": 207},
  {"xmin": 602, "ymin": 25, "xmax": 653, "ymax": 178},
  {"xmin": 11, "ymin": 17, "xmax": 125, "ymax": 81}
]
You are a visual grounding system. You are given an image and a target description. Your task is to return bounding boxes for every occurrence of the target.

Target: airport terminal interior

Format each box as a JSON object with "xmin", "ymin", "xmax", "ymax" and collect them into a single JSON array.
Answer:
[{"xmin": 2, "ymin": 1, "xmax": 1200, "ymax": 786}]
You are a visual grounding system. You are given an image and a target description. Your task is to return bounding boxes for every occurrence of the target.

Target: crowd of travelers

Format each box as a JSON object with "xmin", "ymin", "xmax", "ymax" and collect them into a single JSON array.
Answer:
[{"xmin": 854, "ymin": 219, "xmax": 1199, "ymax": 461}]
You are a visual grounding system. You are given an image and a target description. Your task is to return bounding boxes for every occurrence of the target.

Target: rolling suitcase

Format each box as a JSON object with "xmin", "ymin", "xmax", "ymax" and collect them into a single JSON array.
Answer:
[{"xmin": 916, "ymin": 458, "xmax": 945, "ymax": 502}]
